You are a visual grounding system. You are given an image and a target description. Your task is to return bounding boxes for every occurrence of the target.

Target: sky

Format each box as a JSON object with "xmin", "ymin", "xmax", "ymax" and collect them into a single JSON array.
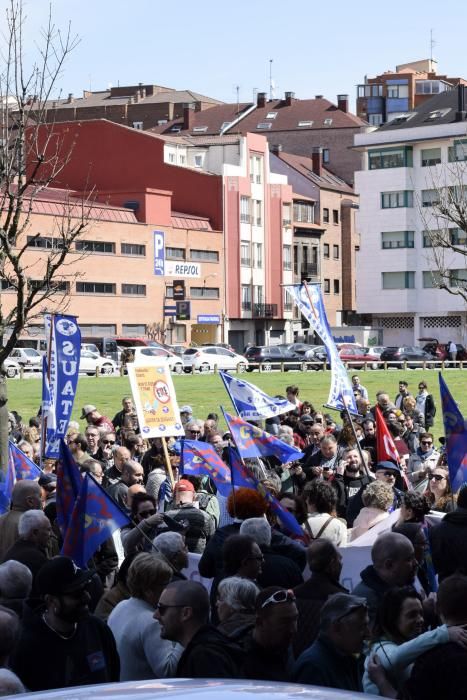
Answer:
[{"xmin": 4, "ymin": 0, "xmax": 467, "ymax": 110}]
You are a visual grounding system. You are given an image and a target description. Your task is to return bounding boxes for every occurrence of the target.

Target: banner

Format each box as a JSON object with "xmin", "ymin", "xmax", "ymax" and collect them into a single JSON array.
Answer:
[
  {"xmin": 43, "ymin": 314, "xmax": 81, "ymax": 458},
  {"xmin": 8, "ymin": 442, "xmax": 42, "ymax": 480},
  {"xmin": 375, "ymin": 405, "xmax": 401, "ymax": 465},
  {"xmin": 181, "ymin": 440, "xmax": 233, "ymax": 496},
  {"xmin": 127, "ymin": 363, "xmax": 184, "ymax": 438},
  {"xmin": 219, "ymin": 371, "xmax": 296, "ymax": 420},
  {"xmin": 224, "ymin": 411, "xmax": 304, "ymax": 463},
  {"xmin": 439, "ymin": 373, "xmax": 467, "ymax": 491},
  {"xmin": 284, "ymin": 284, "xmax": 358, "ymax": 414}
]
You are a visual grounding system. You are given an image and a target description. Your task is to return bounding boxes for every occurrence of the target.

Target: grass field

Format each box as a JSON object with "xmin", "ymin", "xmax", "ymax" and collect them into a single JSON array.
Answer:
[{"xmin": 6, "ymin": 368, "xmax": 467, "ymax": 440}]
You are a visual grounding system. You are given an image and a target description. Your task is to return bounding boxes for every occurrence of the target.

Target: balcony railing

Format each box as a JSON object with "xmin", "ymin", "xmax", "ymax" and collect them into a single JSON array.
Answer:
[
  {"xmin": 240, "ymin": 257, "xmax": 251, "ymax": 266},
  {"xmin": 301, "ymin": 263, "xmax": 319, "ymax": 278},
  {"xmin": 253, "ymin": 303, "xmax": 278, "ymax": 318},
  {"xmin": 241, "ymin": 301, "xmax": 252, "ymax": 311}
]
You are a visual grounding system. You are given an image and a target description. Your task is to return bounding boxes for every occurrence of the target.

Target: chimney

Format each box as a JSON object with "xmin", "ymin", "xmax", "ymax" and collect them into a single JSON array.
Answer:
[
  {"xmin": 67, "ymin": 93, "xmax": 74, "ymax": 104},
  {"xmin": 312, "ymin": 146, "xmax": 323, "ymax": 176},
  {"xmin": 183, "ymin": 104, "xmax": 195, "ymax": 130},
  {"xmin": 284, "ymin": 91, "xmax": 295, "ymax": 106},
  {"xmin": 337, "ymin": 94, "xmax": 349, "ymax": 113},
  {"xmin": 315, "ymin": 95, "xmax": 323, "ymax": 99},
  {"xmin": 455, "ymin": 84, "xmax": 466, "ymax": 122},
  {"xmin": 270, "ymin": 144, "xmax": 283, "ymax": 154},
  {"xmin": 257, "ymin": 91, "xmax": 267, "ymax": 108},
  {"xmin": 141, "ymin": 87, "xmax": 146, "ymax": 99}
]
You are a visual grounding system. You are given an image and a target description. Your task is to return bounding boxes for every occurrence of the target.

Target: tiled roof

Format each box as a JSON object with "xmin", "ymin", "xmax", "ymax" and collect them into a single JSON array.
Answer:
[
  {"xmin": 275, "ymin": 152, "xmax": 355, "ymax": 194},
  {"xmin": 148, "ymin": 103, "xmax": 254, "ymax": 136},
  {"xmin": 378, "ymin": 88, "xmax": 467, "ymax": 131},
  {"xmin": 171, "ymin": 211, "xmax": 213, "ymax": 230},
  {"xmin": 17, "ymin": 186, "xmax": 138, "ymax": 222},
  {"xmin": 41, "ymin": 89, "xmax": 222, "ymax": 110}
]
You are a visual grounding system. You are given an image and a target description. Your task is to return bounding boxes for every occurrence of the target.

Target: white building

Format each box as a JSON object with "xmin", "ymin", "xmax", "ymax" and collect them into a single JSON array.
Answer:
[{"xmin": 354, "ymin": 86, "xmax": 467, "ymax": 346}]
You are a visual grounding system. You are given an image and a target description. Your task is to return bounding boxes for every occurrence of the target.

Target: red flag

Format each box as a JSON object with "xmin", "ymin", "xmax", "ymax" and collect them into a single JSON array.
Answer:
[{"xmin": 375, "ymin": 406, "xmax": 400, "ymax": 465}]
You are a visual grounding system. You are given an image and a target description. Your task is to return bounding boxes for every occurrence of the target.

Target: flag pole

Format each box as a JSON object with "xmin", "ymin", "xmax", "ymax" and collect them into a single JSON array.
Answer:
[
  {"xmin": 41, "ymin": 313, "xmax": 55, "ymax": 467},
  {"xmin": 324, "ymin": 399, "xmax": 371, "ymax": 479},
  {"xmin": 161, "ymin": 436, "xmax": 175, "ymax": 487},
  {"xmin": 220, "ymin": 404, "xmax": 237, "ymax": 518}
]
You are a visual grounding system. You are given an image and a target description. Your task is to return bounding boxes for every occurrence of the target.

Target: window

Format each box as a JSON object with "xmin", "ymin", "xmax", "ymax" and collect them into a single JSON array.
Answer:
[
  {"xmin": 29, "ymin": 279, "xmax": 70, "ymax": 293},
  {"xmin": 255, "ymin": 242, "xmax": 263, "ymax": 269},
  {"xmin": 449, "ymin": 269, "xmax": 467, "ymax": 288},
  {"xmin": 382, "ymin": 272, "xmax": 415, "ymax": 290},
  {"xmin": 172, "ymin": 324, "xmax": 187, "ymax": 342},
  {"xmin": 250, "ymin": 155, "xmax": 263, "ymax": 183},
  {"xmin": 241, "ymin": 284, "xmax": 251, "ymax": 310},
  {"xmin": 448, "ymin": 140, "xmax": 467, "ymax": 163},
  {"xmin": 165, "ymin": 285, "xmax": 174, "ymax": 298},
  {"xmin": 298, "ymin": 120, "xmax": 313, "ymax": 127},
  {"xmin": 192, "ymin": 126, "xmax": 208, "ymax": 133},
  {"xmin": 26, "ymin": 236, "xmax": 64, "ymax": 249},
  {"xmin": 194, "ymin": 154, "xmax": 204, "ymax": 168},
  {"xmin": 132, "ymin": 121, "xmax": 143, "ymax": 130},
  {"xmin": 387, "ymin": 84, "xmax": 409, "ymax": 98},
  {"xmin": 240, "ymin": 241, "xmax": 251, "ymax": 266},
  {"xmin": 240, "ymin": 196, "xmax": 251, "ymax": 224},
  {"xmin": 323, "ymin": 243, "xmax": 330, "ymax": 258},
  {"xmin": 381, "ymin": 191, "xmax": 413, "ymax": 208},
  {"xmin": 415, "ymin": 80, "xmax": 449, "ymax": 95},
  {"xmin": 76, "ymin": 282, "xmax": 116, "ymax": 294},
  {"xmin": 358, "ymin": 84, "xmax": 383, "ymax": 98},
  {"xmin": 122, "ymin": 284, "xmax": 146, "ymax": 295},
  {"xmin": 284, "ymin": 289, "xmax": 293, "ymax": 311},
  {"xmin": 294, "ymin": 201, "xmax": 314, "ymax": 223},
  {"xmin": 253, "ymin": 285, "xmax": 263, "ymax": 304},
  {"xmin": 369, "ymin": 114, "xmax": 383, "ymax": 126},
  {"xmin": 323, "ymin": 118, "xmax": 333, "ymax": 126},
  {"xmin": 369, "ymin": 147, "xmax": 412, "ymax": 169},
  {"xmin": 322, "ymin": 148, "xmax": 330, "ymax": 163},
  {"xmin": 283, "ymin": 245, "xmax": 292, "ymax": 270},
  {"xmin": 256, "ymin": 123, "xmax": 272, "ymax": 130},
  {"xmin": 121, "ymin": 243, "xmax": 146, "ymax": 256},
  {"xmin": 423, "ymin": 271, "xmax": 443, "ymax": 288},
  {"xmin": 332, "ymin": 209, "xmax": 339, "ymax": 224},
  {"xmin": 190, "ymin": 249, "xmax": 219, "ymax": 262},
  {"xmin": 333, "ymin": 279, "xmax": 340, "ymax": 294},
  {"xmin": 382, "ymin": 231, "xmax": 415, "ymax": 249},
  {"xmin": 253, "ymin": 200, "xmax": 262, "ymax": 225},
  {"xmin": 324, "ymin": 278, "xmax": 330, "ymax": 294},
  {"xmin": 333, "ymin": 244, "xmax": 339, "ymax": 259},
  {"xmin": 75, "ymin": 240, "xmax": 115, "ymax": 253},
  {"xmin": 323, "ymin": 208, "xmax": 330, "ymax": 223},
  {"xmin": 282, "ymin": 203, "xmax": 292, "ymax": 225},
  {"xmin": 190, "ymin": 287, "xmax": 219, "ymax": 299},
  {"xmin": 421, "ymin": 148, "xmax": 441, "ymax": 167},
  {"xmin": 165, "ymin": 247, "xmax": 185, "ymax": 260},
  {"xmin": 0, "ymin": 280, "xmax": 13, "ymax": 290},
  {"xmin": 179, "ymin": 154, "xmax": 186, "ymax": 164},
  {"xmin": 451, "ymin": 229, "xmax": 467, "ymax": 246},
  {"xmin": 421, "ymin": 189, "xmax": 440, "ymax": 208},
  {"xmin": 168, "ymin": 153, "xmax": 176, "ymax": 163},
  {"xmin": 266, "ymin": 112, "xmax": 277, "ymax": 119}
]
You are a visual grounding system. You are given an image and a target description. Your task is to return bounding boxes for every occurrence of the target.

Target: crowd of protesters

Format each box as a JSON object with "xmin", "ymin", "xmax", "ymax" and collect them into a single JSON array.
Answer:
[{"xmin": 0, "ymin": 376, "xmax": 466, "ymax": 698}]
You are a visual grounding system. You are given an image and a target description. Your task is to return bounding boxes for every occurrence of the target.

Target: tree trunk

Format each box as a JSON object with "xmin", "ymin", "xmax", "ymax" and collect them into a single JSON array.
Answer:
[{"xmin": 0, "ymin": 376, "xmax": 9, "ymax": 474}]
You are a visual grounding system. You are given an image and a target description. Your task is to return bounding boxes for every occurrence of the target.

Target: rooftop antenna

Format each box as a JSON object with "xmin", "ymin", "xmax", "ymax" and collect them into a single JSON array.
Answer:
[
  {"xmin": 253, "ymin": 87, "xmax": 258, "ymax": 103},
  {"xmin": 430, "ymin": 29, "xmax": 436, "ymax": 64},
  {"xmin": 269, "ymin": 59, "xmax": 276, "ymax": 100}
]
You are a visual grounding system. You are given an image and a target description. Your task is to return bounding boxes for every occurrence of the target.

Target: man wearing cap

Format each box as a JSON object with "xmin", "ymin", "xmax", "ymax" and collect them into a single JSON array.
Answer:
[
  {"xmin": 164, "ymin": 480, "xmax": 215, "ymax": 554},
  {"xmin": 10, "ymin": 556, "xmax": 120, "ymax": 691},
  {"xmin": 81, "ymin": 404, "xmax": 114, "ymax": 434},
  {"xmin": 293, "ymin": 592, "xmax": 368, "ymax": 691},
  {"xmin": 180, "ymin": 406, "xmax": 193, "ymax": 428}
]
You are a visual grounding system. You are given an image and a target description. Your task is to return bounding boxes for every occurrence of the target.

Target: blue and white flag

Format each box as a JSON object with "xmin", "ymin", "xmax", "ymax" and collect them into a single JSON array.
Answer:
[
  {"xmin": 43, "ymin": 314, "xmax": 81, "ymax": 458},
  {"xmin": 219, "ymin": 371, "xmax": 296, "ymax": 420},
  {"xmin": 284, "ymin": 283, "xmax": 358, "ymax": 414}
]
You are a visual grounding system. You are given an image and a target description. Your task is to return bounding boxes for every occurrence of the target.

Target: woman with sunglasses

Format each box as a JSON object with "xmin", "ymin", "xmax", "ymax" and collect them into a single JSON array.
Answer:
[{"xmin": 424, "ymin": 466, "xmax": 456, "ymax": 513}]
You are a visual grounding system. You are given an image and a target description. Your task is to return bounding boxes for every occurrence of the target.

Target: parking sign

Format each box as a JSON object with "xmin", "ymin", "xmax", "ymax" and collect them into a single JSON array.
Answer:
[{"xmin": 154, "ymin": 230, "xmax": 165, "ymax": 275}]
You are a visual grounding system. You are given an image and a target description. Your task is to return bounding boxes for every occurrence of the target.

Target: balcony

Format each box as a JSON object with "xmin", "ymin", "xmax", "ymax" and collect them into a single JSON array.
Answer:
[
  {"xmin": 253, "ymin": 303, "xmax": 278, "ymax": 318},
  {"xmin": 241, "ymin": 301, "xmax": 252, "ymax": 311},
  {"xmin": 300, "ymin": 263, "xmax": 319, "ymax": 279}
]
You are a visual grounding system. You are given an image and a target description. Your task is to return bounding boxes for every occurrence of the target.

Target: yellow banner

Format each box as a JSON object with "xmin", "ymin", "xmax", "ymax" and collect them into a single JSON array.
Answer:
[{"xmin": 127, "ymin": 363, "xmax": 184, "ymax": 438}]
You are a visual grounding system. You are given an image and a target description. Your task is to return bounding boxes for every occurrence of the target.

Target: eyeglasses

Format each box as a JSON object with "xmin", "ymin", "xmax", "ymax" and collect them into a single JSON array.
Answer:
[
  {"xmin": 430, "ymin": 474, "xmax": 446, "ymax": 482},
  {"xmin": 189, "ymin": 430, "xmax": 201, "ymax": 435},
  {"xmin": 139, "ymin": 509, "xmax": 156, "ymax": 518},
  {"xmin": 155, "ymin": 603, "xmax": 187, "ymax": 615},
  {"xmin": 260, "ymin": 589, "xmax": 296, "ymax": 609},
  {"xmin": 102, "ymin": 440, "xmax": 115, "ymax": 446},
  {"xmin": 421, "ymin": 441, "xmax": 433, "ymax": 446}
]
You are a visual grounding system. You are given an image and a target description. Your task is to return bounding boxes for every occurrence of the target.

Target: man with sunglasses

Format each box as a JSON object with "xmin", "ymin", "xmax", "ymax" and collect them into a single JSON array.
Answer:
[
  {"xmin": 121, "ymin": 493, "xmax": 165, "ymax": 556},
  {"xmin": 407, "ymin": 432, "xmax": 440, "ymax": 486}
]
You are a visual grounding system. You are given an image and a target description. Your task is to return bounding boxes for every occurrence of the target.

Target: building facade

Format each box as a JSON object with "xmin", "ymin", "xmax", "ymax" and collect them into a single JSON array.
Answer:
[{"xmin": 354, "ymin": 86, "xmax": 467, "ymax": 345}]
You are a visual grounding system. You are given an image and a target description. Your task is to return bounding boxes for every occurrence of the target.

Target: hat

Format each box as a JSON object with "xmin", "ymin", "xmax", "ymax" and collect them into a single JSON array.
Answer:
[
  {"xmin": 38, "ymin": 473, "xmax": 57, "ymax": 488},
  {"xmin": 36, "ymin": 556, "xmax": 94, "ymax": 596},
  {"xmin": 300, "ymin": 415, "xmax": 314, "ymax": 424},
  {"xmin": 80, "ymin": 404, "xmax": 97, "ymax": 419},
  {"xmin": 180, "ymin": 405, "xmax": 193, "ymax": 415},
  {"xmin": 375, "ymin": 460, "xmax": 400, "ymax": 473},
  {"xmin": 321, "ymin": 593, "xmax": 368, "ymax": 627},
  {"xmin": 174, "ymin": 479, "xmax": 195, "ymax": 493}
]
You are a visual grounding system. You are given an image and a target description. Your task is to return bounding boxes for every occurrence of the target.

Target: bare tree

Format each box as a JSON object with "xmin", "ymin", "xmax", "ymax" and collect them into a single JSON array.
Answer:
[{"xmin": 0, "ymin": 1, "xmax": 89, "ymax": 473}]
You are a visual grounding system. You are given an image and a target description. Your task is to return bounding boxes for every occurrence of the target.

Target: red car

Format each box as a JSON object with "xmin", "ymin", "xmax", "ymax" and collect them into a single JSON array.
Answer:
[
  {"xmin": 419, "ymin": 337, "xmax": 467, "ymax": 362},
  {"xmin": 338, "ymin": 345, "xmax": 375, "ymax": 368}
]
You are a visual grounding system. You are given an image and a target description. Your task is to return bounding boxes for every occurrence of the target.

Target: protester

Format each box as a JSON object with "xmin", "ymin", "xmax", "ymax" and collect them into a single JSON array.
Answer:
[
  {"xmin": 80, "ymin": 404, "xmax": 114, "ymax": 433},
  {"xmin": 152, "ymin": 531, "xmax": 189, "ymax": 581},
  {"xmin": 240, "ymin": 518, "xmax": 303, "ymax": 588},
  {"xmin": 0, "ymin": 606, "xmax": 20, "ymax": 668},
  {"xmin": 121, "ymin": 493, "xmax": 164, "ymax": 556},
  {"xmin": 415, "ymin": 381, "xmax": 436, "ymax": 428},
  {"xmin": 94, "ymin": 552, "xmax": 137, "ymax": 621},
  {"xmin": 332, "ymin": 447, "xmax": 372, "ymax": 525},
  {"xmin": 304, "ymin": 480, "xmax": 348, "ymax": 545},
  {"xmin": 108, "ymin": 460, "xmax": 144, "ymax": 509},
  {"xmin": 164, "ymin": 479, "xmax": 215, "ymax": 553},
  {"xmin": 216, "ymin": 576, "xmax": 258, "ymax": 640},
  {"xmin": 0, "ymin": 560, "xmax": 32, "ymax": 617},
  {"xmin": 350, "ymin": 481, "xmax": 394, "ymax": 541},
  {"xmin": 430, "ymin": 484, "xmax": 467, "ymax": 581},
  {"xmin": 424, "ymin": 465, "xmax": 455, "ymax": 513},
  {"xmin": 407, "ymin": 433, "xmax": 440, "ymax": 485},
  {"xmin": 1, "ymin": 510, "xmax": 52, "ymax": 589},
  {"xmin": 0, "ymin": 482, "xmax": 42, "ymax": 561},
  {"xmin": 397, "ymin": 491, "xmax": 431, "ymax": 525}
]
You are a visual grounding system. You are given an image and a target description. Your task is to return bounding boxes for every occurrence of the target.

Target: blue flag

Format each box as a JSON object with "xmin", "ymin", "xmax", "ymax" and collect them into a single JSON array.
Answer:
[
  {"xmin": 227, "ymin": 447, "xmax": 257, "ymax": 489},
  {"xmin": 56, "ymin": 439, "xmax": 83, "ymax": 535},
  {"xmin": 9, "ymin": 442, "xmax": 42, "ymax": 480},
  {"xmin": 182, "ymin": 440, "xmax": 233, "ymax": 496},
  {"xmin": 62, "ymin": 473, "xmax": 130, "ymax": 568},
  {"xmin": 284, "ymin": 284, "xmax": 358, "ymax": 414},
  {"xmin": 439, "ymin": 373, "xmax": 467, "ymax": 492},
  {"xmin": 224, "ymin": 411, "xmax": 304, "ymax": 463},
  {"xmin": 0, "ymin": 450, "xmax": 16, "ymax": 515},
  {"xmin": 219, "ymin": 371, "xmax": 296, "ymax": 420}
]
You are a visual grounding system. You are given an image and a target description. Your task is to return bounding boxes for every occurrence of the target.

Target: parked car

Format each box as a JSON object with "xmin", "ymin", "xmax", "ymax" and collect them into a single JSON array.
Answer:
[
  {"xmin": 2, "ymin": 358, "xmax": 21, "ymax": 378},
  {"xmin": 364, "ymin": 346, "xmax": 386, "ymax": 370},
  {"xmin": 419, "ymin": 337, "xmax": 467, "ymax": 362},
  {"xmin": 183, "ymin": 346, "xmax": 248, "ymax": 373},
  {"xmin": 9, "ymin": 347, "xmax": 42, "ymax": 371},
  {"xmin": 79, "ymin": 350, "xmax": 117, "ymax": 376},
  {"xmin": 81, "ymin": 343, "xmax": 100, "ymax": 355},
  {"xmin": 201, "ymin": 342, "xmax": 236, "ymax": 352},
  {"xmin": 122, "ymin": 346, "xmax": 185, "ymax": 374},
  {"xmin": 338, "ymin": 346, "xmax": 376, "ymax": 369},
  {"xmin": 380, "ymin": 346, "xmax": 436, "ymax": 368},
  {"xmin": 244, "ymin": 345, "xmax": 305, "ymax": 371},
  {"xmin": 303, "ymin": 345, "xmax": 329, "ymax": 365}
]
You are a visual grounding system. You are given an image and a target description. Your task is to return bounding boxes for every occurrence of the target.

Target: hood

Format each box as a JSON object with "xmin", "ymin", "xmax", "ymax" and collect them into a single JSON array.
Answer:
[{"xmin": 359, "ymin": 565, "xmax": 390, "ymax": 595}]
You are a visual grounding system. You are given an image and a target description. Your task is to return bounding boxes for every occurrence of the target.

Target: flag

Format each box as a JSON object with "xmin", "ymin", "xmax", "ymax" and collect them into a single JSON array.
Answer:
[
  {"xmin": 284, "ymin": 284, "xmax": 358, "ymax": 414},
  {"xmin": 227, "ymin": 447, "xmax": 304, "ymax": 539},
  {"xmin": 0, "ymin": 450, "xmax": 16, "ymax": 515},
  {"xmin": 439, "ymin": 373, "xmax": 467, "ymax": 491},
  {"xmin": 56, "ymin": 439, "xmax": 83, "ymax": 535},
  {"xmin": 422, "ymin": 523, "xmax": 438, "ymax": 593},
  {"xmin": 224, "ymin": 411, "xmax": 304, "ymax": 463},
  {"xmin": 219, "ymin": 371, "xmax": 296, "ymax": 420},
  {"xmin": 375, "ymin": 406, "xmax": 400, "ymax": 465},
  {"xmin": 8, "ymin": 441, "xmax": 42, "ymax": 480},
  {"xmin": 181, "ymin": 439, "xmax": 233, "ymax": 496},
  {"xmin": 62, "ymin": 473, "xmax": 130, "ymax": 568}
]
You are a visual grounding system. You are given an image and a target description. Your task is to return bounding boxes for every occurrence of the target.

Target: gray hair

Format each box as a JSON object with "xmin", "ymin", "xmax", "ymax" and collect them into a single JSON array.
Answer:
[
  {"xmin": 240, "ymin": 517, "xmax": 271, "ymax": 547},
  {"xmin": 279, "ymin": 433, "xmax": 294, "ymax": 446},
  {"xmin": 18, "ymin": 510, "xmax": 49, "ymax": 539},
  {"xmin": 0, "ymin": 668, "xmax": 25, "ymax": 695},
  {"xmin": 0, "ymin": 561, "xmax": 32, "ymax": 599},
  {"xmin": 217, "ymin": 576, "xmax": 259, "ymax": 612},
  {"xmin": 186, "ymin": 419, "xmax": 204, "ymax": 432},
  {"xmin": 153, "ymin": 531, "xmax": 185, "ymax": 561}
]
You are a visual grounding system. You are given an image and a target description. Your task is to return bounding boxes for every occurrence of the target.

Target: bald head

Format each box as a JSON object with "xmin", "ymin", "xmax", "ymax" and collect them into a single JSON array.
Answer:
[
  {"xmin": 164, "ymin": 580, "xmax": 210, "ymax": 623},
  {"xmin": 114, "ymin": 446, "xmax": 131, "ymax": 471},
  {"xmin": 11, "ymin": 481, "xmax": 41, "ymax": 511},
  {"xmin": 127, "ymin": 484, "xmax": 146, "ymax": 508},
  {"xmin": 307, "ymin": 539, "xmax": 339, "ymax": 572},
  {"xmin": 372, "ymin": 532, "xmax": 417, "ymax": 586},
  {"xmin": 122, "ymin": 460, "xmax": 144, "ymax": 486}
]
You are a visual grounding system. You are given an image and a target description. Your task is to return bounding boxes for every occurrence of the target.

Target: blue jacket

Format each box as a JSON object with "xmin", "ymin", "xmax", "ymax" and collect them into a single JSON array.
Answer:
[{"xmin": 292, "ymin": 635, "xmax": 364, "ymax": 691}]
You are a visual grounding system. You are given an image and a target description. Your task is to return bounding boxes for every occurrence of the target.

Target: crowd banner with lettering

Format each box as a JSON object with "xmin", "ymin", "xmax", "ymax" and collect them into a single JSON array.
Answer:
[
  {"xmin": 127, "ymin": 363, "xmax": 185, "ymax": 438},
  {"xmin": 43, "ymin": 314, "xmax": 81, "ymax": 458},
  {"xmin": 219, "ymin": 371, "xmax": 296, "ymax": 420},
  {"xmin": 284, "ymin": 283, "xmax": 358, "ymax": 414}
]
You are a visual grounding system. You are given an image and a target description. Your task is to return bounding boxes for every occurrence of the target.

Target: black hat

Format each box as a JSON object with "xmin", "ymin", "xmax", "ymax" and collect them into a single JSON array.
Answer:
[
  {"xmin": 38, "ymin": 473, "xmax": 57, "ymax": 488},
  {"xmin": 36, "ymin": 556, "xmax": 94, "ymax": 596}
]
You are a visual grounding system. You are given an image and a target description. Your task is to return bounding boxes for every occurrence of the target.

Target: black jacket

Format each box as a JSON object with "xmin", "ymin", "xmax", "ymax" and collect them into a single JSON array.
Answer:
[
  {"xmin": 176, "ymin": 624, "xmax": 244, "ymax": 678},
  {"xmin": 406, "ymin": 642, "xmax": 467, "ymax": 700},
  {"xmin": 241, "ymin": 632, "xmax": 294, "ymax": 681},
  {"xmin": 332, "ymin": 473, "xmax": 372, "ymax": 525},
  {"xmin": 2, "ymin": 540, "xmax": 48, "ymax": 592},
  {"xmin": 430, "ymin": 507, "xmax": 467, "ymax": 581},
  {"xmin": 293, "ymin": 634, "xmax": 364, "ymax": 691},
  {"xmin": 352, "ymin": 564, "xmax": 394, "ymax": 626},
  {"xmin": 258, "ymin": 548, "xmax": 303, "ymax": 589}
]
